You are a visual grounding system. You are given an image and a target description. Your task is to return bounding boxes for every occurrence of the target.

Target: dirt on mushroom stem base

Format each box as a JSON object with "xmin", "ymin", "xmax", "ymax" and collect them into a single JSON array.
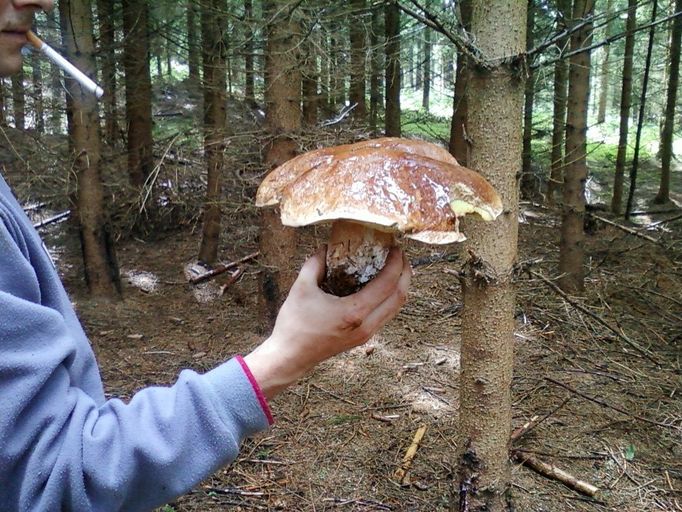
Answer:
[{"xmin": 324, "ymin": 220, "xmax": 397, "ymax": 296}]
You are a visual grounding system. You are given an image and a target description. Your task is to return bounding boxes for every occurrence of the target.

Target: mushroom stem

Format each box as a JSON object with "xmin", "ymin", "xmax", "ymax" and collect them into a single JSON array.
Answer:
[{"xmin": 324, "ymin": 220, "xmax": 396, "ymax": 296}]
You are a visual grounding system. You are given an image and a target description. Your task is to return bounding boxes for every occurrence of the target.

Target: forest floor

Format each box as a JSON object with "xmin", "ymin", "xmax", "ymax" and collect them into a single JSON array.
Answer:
[{"xmin": 2, "ymin": 101, "xmax": 681, "ymax": 511}]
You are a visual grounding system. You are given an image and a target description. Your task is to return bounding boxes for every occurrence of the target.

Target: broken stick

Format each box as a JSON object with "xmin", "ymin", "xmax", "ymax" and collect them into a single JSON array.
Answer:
[
  {"xmin": 394, "ymin": 425, "xmax": 427, "ymax": 484},
  {"xmin": 189, "ymin": 251, "xmax": 259, "ymax": 285},
  {"xmin": 511, "ymin": 450, "xmax": 599, "ymax": 497}
]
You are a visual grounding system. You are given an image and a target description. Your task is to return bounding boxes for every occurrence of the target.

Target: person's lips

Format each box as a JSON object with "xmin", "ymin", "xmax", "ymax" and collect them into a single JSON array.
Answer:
[{"xmin": 1, "ymin": 28, "xmax": 30, "ymax": 44}]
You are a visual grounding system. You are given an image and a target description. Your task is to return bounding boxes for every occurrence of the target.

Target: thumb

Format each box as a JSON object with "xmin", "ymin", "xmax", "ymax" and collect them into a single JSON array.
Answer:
[{"xmin": 296, "ymin": 246, "xmax": 327, "ymax": 286}]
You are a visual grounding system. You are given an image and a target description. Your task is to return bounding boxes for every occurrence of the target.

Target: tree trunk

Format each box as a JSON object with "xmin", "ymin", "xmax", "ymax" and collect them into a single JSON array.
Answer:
[
  {"xmin": 384, "ymin": 1, "xmax": 401, "ymax": 137},
  {"xmin": 559, "ymin": 0, "xmax": 594, "ymax": 295},
  {"xmin": 243, "ymin": 0, "xmax": 256, "ymax": 106},
  {"xmin": 422, "ymin": 23, "xmax": 431, "ymax": 111},
  {"xmin": 59, "ymin": 0, "xmax": 121, "ymax": 299},
  {"xmin": 546, "ymin": 0, "xmax": 571, "ymax": 205},
  {"xmin": 369, "ymin": 4, "xmax": 382, "ymax": 135},
  {"xmin": 625, "ymin": 0, "xmax": 658, "ymax": 219},
  {"xmin": 349, "ymin": 0, "xmax": 367, "ymax": 121},
  {"xmin": 96, "ymin": 0, "xmax": 120, "ymax": 143},
  {"xmin": 597, "ymin": 0, "xmax": 614, "ymax": 124},
  {"xmin": 456, "ymin": 1, "xmax": 525, "ymax": 510},
  {"xmin": 0, "ymin": 79, "xmax": 5, "ymax": 126},
  {"xmin": 520, "ymin": 0, "xmax": 536, "ymax": 199},
  {"xmin": 31, "ymin": 53, "xmax": 44, "ymax": 133},
  {"xmin": 187, "ymin": 0, "xmax": 201, "ymax": 83},
  {"xmin": 449, "ymin": 0, "xmax": 471, "ymax": 165},
  {"xmin": 655, "ymin": 0, "xmax": 682, "ymax": 204},
  {"xmin": 198, "ymin": 0, "xmax": 228, "ymax": 265},
  {"xmin": 122, "ymin": 0, "xmax": 154, "ymax": 189},
  {"xmin": 302, "ymin": 43, "xmax": 318, "ymax": 126},
  {"xmin": 11, "ymin": 69, "xmax": 24, "ymax": 130},
  {"xmin": 611, "ymin": 0, "xmax": 637, "ymax": 214},
  {"xmin": 259, "ymin": 0, "xmax": 301, "ymax": 329}
]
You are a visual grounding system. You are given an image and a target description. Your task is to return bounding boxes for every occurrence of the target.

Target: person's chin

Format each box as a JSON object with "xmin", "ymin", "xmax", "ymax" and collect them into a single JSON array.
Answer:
[{"xmin": 0, "ymin": 53, "xmax": 23, "ymax": 78}]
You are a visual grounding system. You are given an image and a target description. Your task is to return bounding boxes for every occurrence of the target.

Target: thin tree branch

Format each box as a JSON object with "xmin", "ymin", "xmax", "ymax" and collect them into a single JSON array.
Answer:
[{"xmin": 534, "ymin": 9, "xmax": 682, "ymax": 69}]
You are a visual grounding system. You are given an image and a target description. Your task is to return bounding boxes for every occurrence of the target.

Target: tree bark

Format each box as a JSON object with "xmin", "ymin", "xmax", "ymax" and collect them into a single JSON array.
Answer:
[
  {"xmin": 243, "ymin": 0, "xmax": 256, "ymax": 106},
  {"xmin": 96, "ymin": 0, "xmax": 120, "ymax": 143},
  {"xmin": 198, "ymin": 0, "xmax": 228, "ymax": 265},
  {"xmin": 31, "ymin": 53, "xmax": 44, "ymax": 133},
  {"xmin": 457, "ymin": 1, "xmax": 525, "ymax": 510},
  {"xmin": 369, "ymin": 4, "xmax": 382, "ymax": 135},
  {"xmin": 187, "ymin": 0, "xmax": 201, "ymax": 83},
  {"xmin": 546, "ymin": 0, "xmax": 571, "ymax": 205},
  {"xmin": 11, "ymin": 69, "xmax": 24, "ymax": 130},
  {"xmin": 422, "ymin": 21, "xmax": 432, "ymax": 111},
  {"xmin": 122, "ymin": 0, "xmax": 154, "ymax": 189},
  {"xmin": 384, "ymin": 1, "xmax": 401, "ymax": 137},
  {"xmin": 597, "ymin": 0, "xmax": 614, "ymax": 124},
  {"xmin": 611, "ymin": 0, "xmax": 637, "ymax": 214},
  {"xmin": 259, "ymin": 0, "xmax": 301, "ymax": 329},
  {"xmin": 559, "ymin": 0, "xmax": 594, "ymax": 295},
  {"xmin": 625, "ymin": 0, "xmax": 658, "ymax": 219},
  {"xmin": 655, "ymin": 0, "xmax": 682, "ymax": 204},
  {"xmin": 349, "ymin": 0, "xmax": 367, "ymax": 121},
  {"xmin": 449, "ymin": 0, "xmax": 471, "ymax": 165},
  {"xmin": 520, "ymin": 0, "xmax": 536, "ymax": 199},
  {"xmin": 59, "ymin": 0, "xmax": 121, "ymax": 299},
  {"xmin": 0, "ymin": 79, "xmax": 5, "ymax": 126}
]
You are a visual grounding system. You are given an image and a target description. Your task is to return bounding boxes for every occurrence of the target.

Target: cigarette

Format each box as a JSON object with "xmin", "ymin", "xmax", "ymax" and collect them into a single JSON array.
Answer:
[{"xmin": 26, "ymin": 31, "xmax": 104, "ymax": 99}]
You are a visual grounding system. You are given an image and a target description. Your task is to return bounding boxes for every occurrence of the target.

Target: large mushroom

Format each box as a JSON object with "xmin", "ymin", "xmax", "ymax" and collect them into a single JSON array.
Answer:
[{"xmin": 256, "ymin": 137, "xmax": 503, "ymax": 296}]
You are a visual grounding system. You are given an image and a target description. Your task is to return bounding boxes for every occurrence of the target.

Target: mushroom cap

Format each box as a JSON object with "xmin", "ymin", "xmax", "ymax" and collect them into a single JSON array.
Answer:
[
  {"xmin": 255, "ymin": 138, "xmax": 503, "ymax": 244},
  {"xmin": 256, "ymin": 137, "xmax": 459, "ymax": 207}
]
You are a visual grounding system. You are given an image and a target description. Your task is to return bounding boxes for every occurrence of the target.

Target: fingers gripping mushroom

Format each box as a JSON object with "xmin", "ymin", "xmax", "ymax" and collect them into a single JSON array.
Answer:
[{"xmin": 256, "ymin": 138, "xmax": 503, "ymax": 296}]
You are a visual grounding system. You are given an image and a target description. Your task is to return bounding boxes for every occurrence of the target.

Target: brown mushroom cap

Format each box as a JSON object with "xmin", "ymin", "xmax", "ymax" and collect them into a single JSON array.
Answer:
[
  {"xmin": 256, "ymin": 137, "xmax": 460, "ymax": 208},
  {"xmin": 255, "ymin": 138, "xmax": 503, "ymax": 244}
]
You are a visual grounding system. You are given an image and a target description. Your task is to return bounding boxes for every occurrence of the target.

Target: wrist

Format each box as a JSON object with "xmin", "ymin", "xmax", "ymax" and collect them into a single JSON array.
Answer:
[{"xmin": 243, "ymin": 339, "xmax": 306, "ymax": 400}]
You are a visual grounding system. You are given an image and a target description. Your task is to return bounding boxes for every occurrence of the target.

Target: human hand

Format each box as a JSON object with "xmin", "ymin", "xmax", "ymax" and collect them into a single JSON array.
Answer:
[{"xmin": 244, "ymin": 247, "xmax": 411, "ymax": 399}]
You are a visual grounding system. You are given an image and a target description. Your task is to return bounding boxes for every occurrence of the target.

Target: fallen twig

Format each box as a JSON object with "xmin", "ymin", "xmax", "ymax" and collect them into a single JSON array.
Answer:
[
  {"xmin": 394, "ymin": 425, "xmax": 427, "ymax": 484},
  {"xmin": 587, "ymin": 212, "xmax": 659, "ymax": 244},
  {"xmin": 529, "ymin": 270, "xmax": 659, "ymax": 364},
  {"xmin": 33, "ymin": 210, "xmax": 70, "ymax": 229},
  {"xmin": 545, "ymin": 377, "xmax": 679, "ymax": 430},
  {"xmin": 189, "ymin": 251, "xmax": 259, "ymax": 285},
  {"xmin": 511, "ymin": 450, "xmax": 600, "ymax": 497}
]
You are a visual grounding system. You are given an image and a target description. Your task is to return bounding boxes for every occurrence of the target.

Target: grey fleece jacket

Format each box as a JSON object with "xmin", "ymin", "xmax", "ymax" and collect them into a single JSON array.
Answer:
[{"xmin": 0, "ymin": 174, "xmax": 272, "ymax": 512}]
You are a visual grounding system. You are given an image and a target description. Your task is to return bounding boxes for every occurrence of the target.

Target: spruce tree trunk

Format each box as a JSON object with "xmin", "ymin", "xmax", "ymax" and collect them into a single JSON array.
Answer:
[
  {"xmin": 611, "ymin": 0, "xmax": 637, "ymax": 214},
  {"xmin": 302, "ymin": 34, "xmax": 318, "ymax": 126},
  {"xmin": 422, "ymin": 24, "xmax": 431, "ymax": 111},
  {"xmin": 520, "ymin": 0, "xmax": 536, "ymax": 199},
  {"xmin": 449, "ymin": 0, "xmax": 471, "ymax": 165},
  {"xmin": 349, "ymin": 0, "xmax": 367, "ymax": 121},
  {"xmin": 384, "ymin": 1, "xmax": 401, "ymax": 137},
  {"xmin": 625, "ymin": 0, "xmax": 658, "ymax": 219},
  {"xmin": 31, "ymin": 53, "xmax": 44, "ymax": 133},
  {"xmin": 546, "ymin": 0, "xmax": 571, "ymax": 206},
  {"xmin": 96, "ymin": 0, "xmax": 120, "ymax": 143},
  {"xmin": 369, "ymin": 5, "xmax": 382, "ymax": 135},
  {"xmin": 457, "ymin": 1, "xmax": 525, "ymax": 510},
  {"xmin": 187, "ymin": 0, "xmax": 201, "ymax": 83},
  {"xmin": 198, "ymin": 0, "xmax": 228, "ymax": 265},
  {"xmin": 243, "ymin": 0, "xmax": 256, "ymax": 107},
  {"xmin": 122, "ymin": 0, "xmax": 154, "ymax": 189},
  {"xmin": 597, "ymin": 0, "xmax": 614, "ymax": 124},
  {"xmin": 11, "ymin": 70, "xmax": 24, "ymax": 130},
  {"xmin": 0, "ymin": 80, "xmax": 5, "ymax": 126},
  {"xmin": 259, "ymin": 0, "xmax": 301, "ymax": 329},
  {"xmin": 559, "ymin": 0, "xmax": 594, "ymax": 294},
  {"xmin": 655, "ymin": 0, "xmax": 682, "ymax": 204},
  {"xmin": 59, "ymin": 0, "xmax": 121, "ymax": 299}
]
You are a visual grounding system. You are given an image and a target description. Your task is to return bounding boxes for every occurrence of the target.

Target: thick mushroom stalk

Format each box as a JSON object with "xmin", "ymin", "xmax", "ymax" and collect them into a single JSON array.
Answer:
[{"xmin": 325, "ymin": 220, "xmax": 396, "ymax": 296}]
